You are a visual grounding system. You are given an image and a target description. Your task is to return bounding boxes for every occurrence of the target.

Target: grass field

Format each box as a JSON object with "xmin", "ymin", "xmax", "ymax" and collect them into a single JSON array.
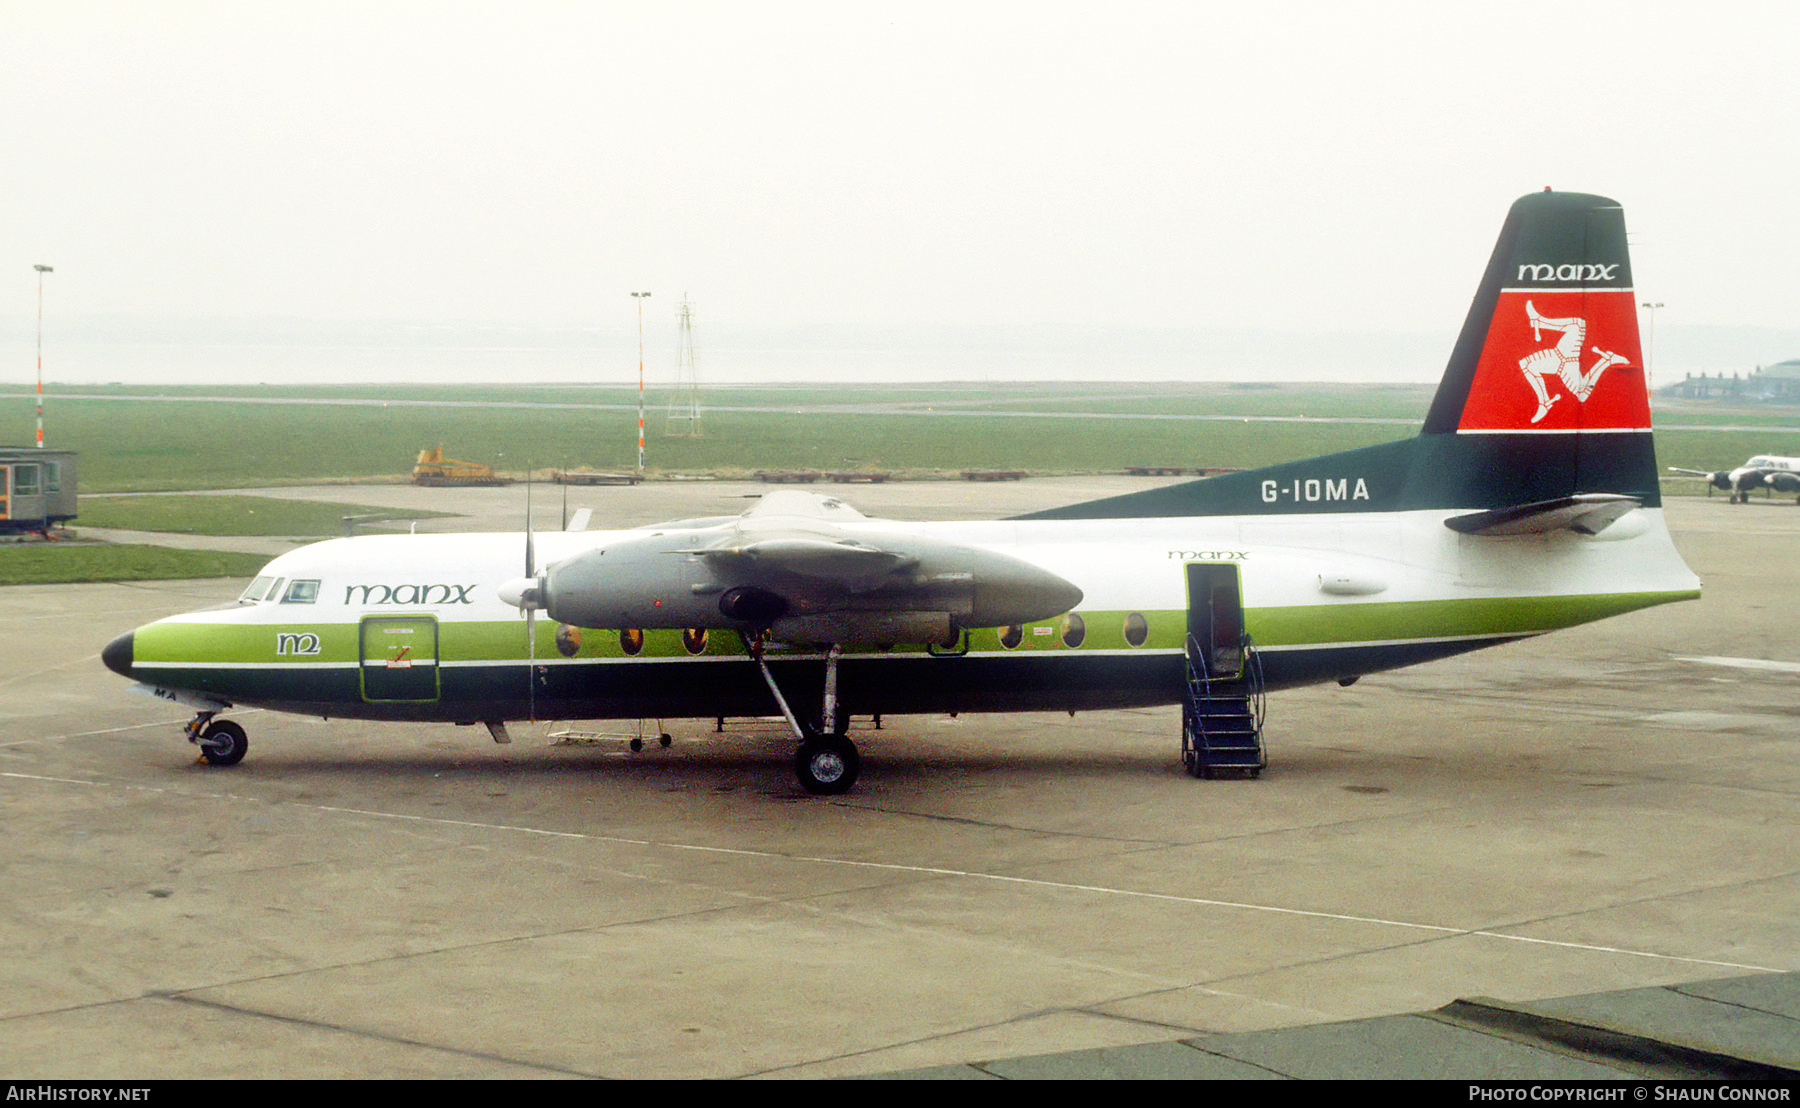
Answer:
[
  {"xmin": 0, "ymin": 543, "xmax": 270, "ymax": 585},
  {"xmin": 5, "ymin": 383, "xmax": 1432, "ymax": 492},
  {"xmin": 4, "ymin": 382, "xmax": 1797, "ymax": 494},
  {"xmin": 75, "ymin": 495, "xmax": 451, "ymax": 536}
]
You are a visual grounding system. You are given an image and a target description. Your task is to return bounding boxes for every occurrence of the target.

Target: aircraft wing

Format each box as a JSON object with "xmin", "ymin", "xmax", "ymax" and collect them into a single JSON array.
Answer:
[
  {"xmin": 698, "ymin": 489, "xmax": 918, "ymax": 585},
  {"xmin": 700, "ymin": 536, "xmax": 916, "ymax": 583},
  {"xmin": 526, "ymin": 490, "xmax": 1082, "ymax": 643},
  {"xmin": 1444, "ymin": 494, "xmax": 1642, "ymax": 537}
]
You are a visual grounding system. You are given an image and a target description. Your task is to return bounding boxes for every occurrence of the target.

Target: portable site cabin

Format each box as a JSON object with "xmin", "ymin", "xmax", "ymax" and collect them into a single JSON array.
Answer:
[{"xmin": 0, "ymin": 448, "xmax": 78, "ymax": 534}]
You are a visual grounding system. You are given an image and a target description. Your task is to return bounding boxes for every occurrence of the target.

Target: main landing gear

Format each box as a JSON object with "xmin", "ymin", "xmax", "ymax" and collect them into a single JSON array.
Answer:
[
  {"xmin": 185, "ymin": 711, "xmax": 248, "ymax": 767},
  {"xmin": 751, "ymin": 641, "xmax": 861, "ymax": 795},
  {"xmin": 794, "ymin": 728, "xmax": 860, "ymax": 796}
]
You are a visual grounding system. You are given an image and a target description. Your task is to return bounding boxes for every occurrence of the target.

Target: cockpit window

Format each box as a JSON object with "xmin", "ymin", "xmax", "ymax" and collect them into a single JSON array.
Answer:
[
  {"xmin": 238, "ymin": 576, "xmax": 277, "ymax": 604},
  {"xmin": 282, "ymin": 579, "xmax": 320, "ymax": 604}
]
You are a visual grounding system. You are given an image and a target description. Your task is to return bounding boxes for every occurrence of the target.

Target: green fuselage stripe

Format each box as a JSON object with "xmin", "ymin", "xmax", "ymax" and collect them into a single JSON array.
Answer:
[
  {"xmin": 1246, "ymin": 590, "xmax": 1695, "ymax": 647},
  {"xmin": 132, "ymin": 588, "xmax": 1695, "ymax": 673},
  {"xmin": 122, "ymin": 586, "xmax": 1698, "ymax": 721}
]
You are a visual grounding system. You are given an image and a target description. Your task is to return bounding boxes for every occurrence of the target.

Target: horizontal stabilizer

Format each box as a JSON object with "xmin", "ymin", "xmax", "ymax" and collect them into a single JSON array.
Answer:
[{"xmin": 1444, "ymin": 494, "xmax": 1641, "ymax": 537}]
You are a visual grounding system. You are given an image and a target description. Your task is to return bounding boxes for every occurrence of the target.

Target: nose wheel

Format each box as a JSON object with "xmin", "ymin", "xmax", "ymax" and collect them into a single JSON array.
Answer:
[{"xmin": 185, "ymin": 713, "xmax": 249, "ymax": 767}]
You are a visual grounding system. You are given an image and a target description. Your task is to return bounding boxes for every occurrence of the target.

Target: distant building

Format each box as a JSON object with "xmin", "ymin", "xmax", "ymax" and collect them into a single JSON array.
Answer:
[
  {"xmin": 1664, "ymin": 360, "xmax": 1800, "ymax": 402},
  {"xmin": 1757, "ymin": 359, "xmax": 1800, "ymax": 400},
  {"xmin": 0, "ymin": 448, "xmax": 78, "ymax": 534}
]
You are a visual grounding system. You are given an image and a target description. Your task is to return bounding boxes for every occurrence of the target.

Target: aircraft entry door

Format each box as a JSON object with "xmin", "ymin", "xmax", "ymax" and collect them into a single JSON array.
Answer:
[
  {"xmin": 1184, "ymin": 562, "xmax": 1245, "ymax": 679},
  {"xmin": 360, "ymin": 616, "xmax": 440, "ymax": 702}
]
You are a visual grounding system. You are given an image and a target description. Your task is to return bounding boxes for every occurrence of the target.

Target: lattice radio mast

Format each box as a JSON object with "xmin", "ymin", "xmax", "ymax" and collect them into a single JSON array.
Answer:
[{"xmin": 665, "ymin": 294, "xmax": 703, "ymax": 436}]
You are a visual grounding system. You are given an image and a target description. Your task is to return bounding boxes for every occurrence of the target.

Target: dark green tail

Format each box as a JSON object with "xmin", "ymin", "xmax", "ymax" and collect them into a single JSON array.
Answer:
[{"xmin": 1022, "ymin": 190, "xmax": 1659, "ymax": 521}]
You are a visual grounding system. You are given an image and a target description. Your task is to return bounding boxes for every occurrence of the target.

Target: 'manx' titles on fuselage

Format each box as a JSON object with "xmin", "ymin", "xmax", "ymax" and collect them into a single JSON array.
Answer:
[{"xmin": 101, "ymin": 190, "xmax": 1701, "ymax": 791}]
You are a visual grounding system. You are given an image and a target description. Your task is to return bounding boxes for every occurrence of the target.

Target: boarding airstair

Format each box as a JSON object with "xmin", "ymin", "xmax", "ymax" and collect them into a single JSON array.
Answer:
[{"xmin": 1181, "ymin": 630, "xmax": 1266, "ymax": 778}]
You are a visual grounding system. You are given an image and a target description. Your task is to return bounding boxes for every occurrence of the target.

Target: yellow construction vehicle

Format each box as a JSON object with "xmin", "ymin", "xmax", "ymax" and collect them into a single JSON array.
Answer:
[{"xmin": 412, "ymin": 446, "xmax": 512, "ymax": 487}]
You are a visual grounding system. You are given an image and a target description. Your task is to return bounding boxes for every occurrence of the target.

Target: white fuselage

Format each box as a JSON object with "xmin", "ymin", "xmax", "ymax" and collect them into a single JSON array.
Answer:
[{"xmin": 120, "ymin": 501, "xmax": 1698, "ymax": 725}]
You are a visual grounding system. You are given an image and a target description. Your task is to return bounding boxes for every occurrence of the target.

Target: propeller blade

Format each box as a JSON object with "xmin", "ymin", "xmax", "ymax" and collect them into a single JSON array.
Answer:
[
  {"xmin": 525, "ymin": 470, "xmax": 537, "ymax": 722},
  {"xmin": 525, "ymin": 472, "xmax": 536, "ymax": 577}
]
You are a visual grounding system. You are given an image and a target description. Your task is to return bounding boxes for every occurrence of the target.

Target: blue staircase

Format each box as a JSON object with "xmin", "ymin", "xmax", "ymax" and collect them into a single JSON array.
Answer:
[{"xmin": 1181, "ymin": 632, "xmax": 1266, "ymax": 778}]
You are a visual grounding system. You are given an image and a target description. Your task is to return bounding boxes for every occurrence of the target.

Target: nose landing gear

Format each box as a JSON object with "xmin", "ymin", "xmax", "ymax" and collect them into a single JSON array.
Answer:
[{"xmin": 184, "ymin": 712, "xmax": 248, "ymax": 767}]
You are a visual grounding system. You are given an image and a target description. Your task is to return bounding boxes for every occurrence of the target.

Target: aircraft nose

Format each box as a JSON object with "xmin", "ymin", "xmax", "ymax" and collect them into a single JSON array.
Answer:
[{"xmin": 101, "ymin": 631, "xmax": 135, "ymax": 678}]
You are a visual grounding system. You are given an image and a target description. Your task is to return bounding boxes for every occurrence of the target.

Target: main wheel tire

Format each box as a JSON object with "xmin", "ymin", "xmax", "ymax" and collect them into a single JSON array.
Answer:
[
  {"xmin": 795, "ymin": 731, "xmax": 860, "ymax": 796},
  {"xmin": 198, "ymin": 719, "xmax": 248, "ymax": 767}
]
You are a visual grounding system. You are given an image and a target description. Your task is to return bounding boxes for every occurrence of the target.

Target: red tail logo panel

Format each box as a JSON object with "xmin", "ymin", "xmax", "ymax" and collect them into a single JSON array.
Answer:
[{"xmin": 1458, "ymin": 289, "xmax": 1649, "ymax": 432}]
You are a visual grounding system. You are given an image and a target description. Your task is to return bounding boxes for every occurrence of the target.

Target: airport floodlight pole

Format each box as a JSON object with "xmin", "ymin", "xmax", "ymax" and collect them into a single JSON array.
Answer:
[
  {"xmin": 33, "ymin": 265, "xmax": 52, "ymax": 448},
  {"xmin": 1640, "ymin": 301, "xmax": 1664, "ymax": 386},
  {"xmin": 632, "ymin": 291, "xmax": 651, "ymax": 472}
]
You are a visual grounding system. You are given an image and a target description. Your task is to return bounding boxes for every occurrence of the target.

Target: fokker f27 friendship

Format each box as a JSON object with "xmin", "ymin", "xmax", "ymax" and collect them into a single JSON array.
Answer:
[{"xmin": 103, "ymin": 190, "xmax": 1701, "ymax": 794}]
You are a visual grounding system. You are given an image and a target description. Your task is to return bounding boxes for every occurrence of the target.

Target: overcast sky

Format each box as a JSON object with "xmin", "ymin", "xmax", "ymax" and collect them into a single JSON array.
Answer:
[{"xmin": 4, "ymin": 1, "xmax": 1798, "ymax": 386}]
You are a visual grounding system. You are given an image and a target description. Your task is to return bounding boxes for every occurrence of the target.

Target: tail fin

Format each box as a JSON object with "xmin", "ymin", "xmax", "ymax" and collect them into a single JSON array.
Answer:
[
  {"xmin": 1424, "ymin": 190, "xmax": 1647, "ymax": 435},
  {"xmin": 1411, "ymin": 189, "xmax": 1661, "ymax": 511},
  {"xmin": 1020, "ymin": 189, "xmax": 1661, "ymax": 521}
]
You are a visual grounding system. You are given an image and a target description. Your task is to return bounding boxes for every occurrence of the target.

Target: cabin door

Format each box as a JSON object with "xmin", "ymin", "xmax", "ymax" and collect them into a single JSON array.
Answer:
[
  {"xmin": 1184, "ymin": 562, "xmax": 1245, "ymax": 679},
  {"xmin": 359, "ymin": 616, "xmax": 440, "ymax": 702}
]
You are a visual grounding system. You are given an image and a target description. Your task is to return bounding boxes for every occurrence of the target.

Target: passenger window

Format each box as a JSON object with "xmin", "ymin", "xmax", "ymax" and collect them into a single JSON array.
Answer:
[
  {"xmin": 1123, "ymin": 612, "xmax": 1149, "ymax": 648},
  {"xmin": 282, "ymin": 579, "xmax": 320, "ymax": 604}
]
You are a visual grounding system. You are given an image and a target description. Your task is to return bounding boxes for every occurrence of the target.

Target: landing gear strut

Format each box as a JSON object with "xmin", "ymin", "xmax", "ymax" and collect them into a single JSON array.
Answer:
[
  {"xmin": 185, "ymin": 712, "xmax": 248, "ymax": 767},
  {"xmin": 752, "ymin": 640, "xmax": 860, "ymax": 795}
]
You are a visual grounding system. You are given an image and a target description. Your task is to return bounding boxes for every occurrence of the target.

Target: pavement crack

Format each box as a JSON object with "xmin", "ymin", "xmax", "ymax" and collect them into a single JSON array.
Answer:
[{"xmin": 151, "ymin": 991, "xmax": 602, "ymax": 1078}]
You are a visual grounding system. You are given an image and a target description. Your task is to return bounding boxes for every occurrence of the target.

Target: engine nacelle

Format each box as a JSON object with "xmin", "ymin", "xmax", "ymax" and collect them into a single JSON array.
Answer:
[
  {"xmin": 532, "ymin": 525, "xmax": 1081, "ymax": 644},
  {"xmin": 537, "ymin": 531, "xmax": 725, "ymax": 630},
  {"xmin": 718, "ymin": 585, "xmax": 789, "ymax": 625}
]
